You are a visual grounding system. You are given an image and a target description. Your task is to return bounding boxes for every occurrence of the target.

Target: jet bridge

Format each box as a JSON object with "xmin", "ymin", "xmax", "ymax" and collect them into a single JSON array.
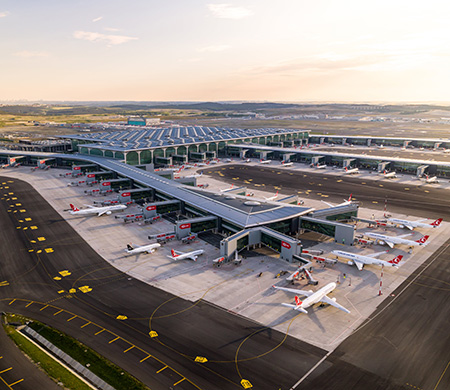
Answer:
[
  {"xmin": 220, "ymin": 226, "xmax": 302, "ymax": 263},
  {"xmin": 300, "ymin": 216, "xmax": 355, "ymax": 245},
  {"xmin": 416, "ymin": 165, "xmax": 429, "ymax": 177},
  {"xmin": 175, "ymin": 216, "xmax": 218, "ymax": 239},
  {"xmin": 377, "ymin": 162, "xmax": 391, "ymax": 172}
]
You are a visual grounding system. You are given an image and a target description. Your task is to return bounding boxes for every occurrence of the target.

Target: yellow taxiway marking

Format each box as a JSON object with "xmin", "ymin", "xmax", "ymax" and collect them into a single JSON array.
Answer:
[
  {"xmin": 9, "ymin": 379, "xmax": 24, "ymax": 387},
  {"xmin": 140, "ymin": 355, "xmax": 151, "ymax": 363},
  {"xmin": 19, "ymin": 209, "xmax": 26, "ymax": 213},
  {"xmin": 25, "ymin": 301, "xmax": 33, "ymax": 308},
  {"xmin": 79, "ymin": 286, "xmax": 92, "ymax": 293},
  {"xmin": 109, "ymin": 337, "xmax": 120, "ymax": 344},
  {"xmin": 8, "ymin": 299, "xmax": 16, "ymax": 305},
  {"xmin": 37, "ymin": 237, "xmax": 46, "ymax": 241},
  {"xmin": 0, "ymin": 368, "xmax": 12, "ymax": 374},
  {"xmin": 57, "ymin": 290, "xmax": 65, "ymax": 294},
  {"xmin": 433, "ymin": 360, "xmax": 450, "ymax": 390},
  {"xmin": 195, "ymin": 356, "xmax": 208, "ymax": 363},
  {"xmin": 361, "ymin": 182, "xmax": 366, "ymax": 184},
  {"xmin": 0, "ymin": 281, "xmax": 9, "ymax": 287},
  {"xmin": 404, "ymin": 188, "xmax": 410, "ymax": 191},
  {"xmin": 123, "ymin": 346, "xmax": 134, "ymax": 353},
  {"xmin": 116, "ymin": 315, "xmax": 127, "ymax": 320},
  {"xmin": 30, "ymin": 226, "xmax": 38, "ymax": 230},
  {"xmin": 36, "ymin": 250, "xmax": 42, "ymax": 254},
  {"xmin": 68, "ymin": 288, "xmax": 76, "ymax": 294},
  {"xmin": 94, "ymin": 329, "xmax": 105, "ymax": 336},
  {"xmin": 156, "ymin": 366, "xmax": 168, "ymax": 374},
  {"xmin": 25, "ymin": 218, "xmax": 31, "ymax": 221},
  {"xmin": 15, "ymin": 203, "xmax": 21, "ymax": 206},
  {"xmin": 149, "ymin": 331, "xmax": 158, "ymax": 338},
  {"xmin": 379, "ymin": 184, "xmax": 383, "ymax": 187},
  {"xmin": 53, "ymin": 276, "xmax": 62, "ymax": 281},
  {"xmin": 53, "ymin": 310, "xmax": 63, "ymax": 316},
  {"xmin": 67, "ymin": 315, "xmax": 77, "ymax": 322},
  {"xmin": 45, "ymin": 248, "xmax": 54, "ymax": 253},
  {"xmin": 40, "ymin": 305, "xmax": 48, "ymax": 311},
  {"xmin": 241, "ymin": 379, "xmax": 253, "ymax": 388},
  {"xmin": 80, "ymin": 322, "xmax": 91, "ymax": 329},
  {"xmin": 174, "ymin": 378, "xmax": 186, "ymax": 386},
  {"xmin": 11, "ymin": 197, "xmax": 17, "ymax": 200},
  {"xmin": 372, "ymin": 201, "xmax": 378, "ymax": 204},
  {"xmin": 337, "ymin": 179, "xmax": 342, "ymax": 182},
  {"xmin": 59, "ymin": 270, "xmax": 71, "ymax": 277}
]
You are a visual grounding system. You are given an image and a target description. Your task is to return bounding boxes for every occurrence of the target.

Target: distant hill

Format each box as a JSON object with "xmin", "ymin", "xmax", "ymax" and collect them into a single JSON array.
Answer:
[{"xmin": 109, "ymin": 102, "xmax": 299, "ymax": 111}]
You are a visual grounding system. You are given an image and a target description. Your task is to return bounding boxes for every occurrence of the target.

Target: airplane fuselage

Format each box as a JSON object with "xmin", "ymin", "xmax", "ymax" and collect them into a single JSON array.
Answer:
[{"xmin": 70, "ymin": 204, "xmax": 126, "ymax": 216}]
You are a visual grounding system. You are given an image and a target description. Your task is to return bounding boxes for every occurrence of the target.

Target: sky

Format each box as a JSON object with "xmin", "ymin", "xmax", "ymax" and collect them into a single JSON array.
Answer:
[{"xmin": 1, "ymin": 0, "xmax": 449, "ymax": 102}]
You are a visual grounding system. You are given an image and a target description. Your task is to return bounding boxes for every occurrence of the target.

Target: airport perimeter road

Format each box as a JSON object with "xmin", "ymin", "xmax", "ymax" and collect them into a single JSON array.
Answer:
[
  {"xmin": 296, "ymin": 238, "xmax": 450, "ymax": 390},
  {"xmin": 204, "ymin": 165, "xmax": 450, "ymax": 219},
  {"xmin": 0, "ymin": 177, "xmax": 326, "ymax": 390}
]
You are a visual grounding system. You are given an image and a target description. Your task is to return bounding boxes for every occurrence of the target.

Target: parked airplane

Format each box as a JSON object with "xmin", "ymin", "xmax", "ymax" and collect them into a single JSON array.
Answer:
[
  {"xmin": 260, "ymin": 159, "xmax": 272, "ymax": 164},
  {"xmin": 169, "ymin": 248, "xmax": 204, "ymax": 261},
  {"xmin": 69, "ymin": 203, "xmax": 127, "ymax": 217},
  {"xmin": 243, "ymin": 158, "xmax": 251, "ymax": 163},
  {"xmin": 177, "ymin": 171, "xmax": 203, "ymax": 179},
  {"xmin": 1, "ymin": 163, "xmax": 9, "ymax": 169},
  {"xmin": 382, "ymin": 170, "xmax": 397, "ymax": 178},
  {"xmin": 264, "ymin": 191, "xmax": 279, "ymax": 201},
  {"xmin": 219, "ymin": 184, "xmax": 234, "ymax": 192},
  {"xmin": 387, "ymin": 217, "xmax": 442, "ymax": 230},
  {"xmin": 315, "ymin": 163, "xmax": 327, "ymax": 169},
  {"xmin": 332, "ymin": 250, "xmax": 403, "ymax": 270},
  {"xmin": 322, "ymin": 194, "xmax": 352, "ymax": 208},
  {"xmin": 344, "ymin": 166, "xmax": 359, "ymax": 174},
  {"xmin": 365, "ymin": 232, "xmax": 429, "ymax": 248},
  {"xmin": 273, "ymin": 282, "xmax": 350, "ymax": 314},
  {"xmin": 424, "ymin": 174, "xmax": 439, "ymax": 184},
  {"xmin": 126, "ymin": 243, "xmax": 161, "ymax": 255},
  {"xmin": 281, "ymin": 161, "xmax": 293, "ymax": 167}
]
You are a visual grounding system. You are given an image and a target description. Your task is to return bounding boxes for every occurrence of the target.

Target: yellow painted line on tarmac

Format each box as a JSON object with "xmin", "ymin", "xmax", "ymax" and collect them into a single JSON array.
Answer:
[
  {"xmin": 424, "ymin": 190, "xmax": 430, "ymax": 193},
  {"xmin": 361, "ymin": 182, "xmax": 366, "ymax": 184},
  {"xmin": 337, "ymin": 179, "xmax": 342, "ymax": 182},
  {"xmin": 95, "ymin": 329, "xmax": 105, "ymax": 336},
  {"xmin": 30, "ymin": 226, "xmax": 38, "ymax": 230},
  {"xmin": 404, "ymin": 188, "xmax": 410, "ymax": 191},
  {"xmin": 379, "ymin": 184, "xmax": 383, "ymax": 187},
  {"xmin": 109, "ymin": 337, "xmax": 120, "ymax": 344},
  {"xmin": 25, "ymin": 301, "xmax": 33, "ymax": 308},
  {"xmin": 123, "ymin": 346, "xmax": 135, "ymax": 353},
  {"xmin": 19, "ymin": 210, "xmax": 26, "ymax": 213},
  {"xmin": 37, "ymin": 237, "xmax": 46, "ymax": 241},
  {"xmin": 67, "ymin": 315, "xmax": 77, "ymax": 322},
  {"xmin": 39, "ymin": 305, "xmax": 48, "ymax": 311},
  {"xmin": 433, "ymin": 360, "xmax": 450, "ymax": 390},
  {"xmin": 15, "ymin": 203, "xmax": 21, "ymax": 206},
  {"xmin": 157, "ymin": 366, "xmax": 168, "ymax": 374},
  {"xmin": 140, "ymin": 355, "xmax": 151, "ymax": 363},
  {"xmin": 0, "ymin": 368, "xmax": 12, "ymax": 374},
  {"xmin": 80, "ymin": 322, "xmax": 91, "ymax": 329},
  {"xmin": 25, "ymin": 218, "xmax": 31, "ymax": 221},
  {"xmin": 53, "ymin": 310, "xmax": 63, "ymax": 316},
  {"xmin": 8, "ymin": 299, "xmax": 15, "ymax": 305},
  {"xmin": 9, "ymin": 379, "xmax": 24, "ymax": 387},
  {"xmin": 174, "ymin": 378, "xmax": 186, "ymax": 386},
  {"xmin": 372, "ymin": 201, "xmax": 378, "ymax": 204}
]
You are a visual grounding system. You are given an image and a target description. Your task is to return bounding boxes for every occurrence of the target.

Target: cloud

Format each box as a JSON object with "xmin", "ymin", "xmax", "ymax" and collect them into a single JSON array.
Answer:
[
  {"xmin": 198, "ymin": 44, "xmax": 231, "ymax": 53},
  {"xmin": 73, "ymin": 30, "xmax": 137, "ymax": 45},
  {"xmin": 104, "ymin": 27, "xmax": 120, "ymax": 32},
  {"xmin": 14, "ymin": 51, "xmax": 49, "ymax": 58},
  {"xmin": 92, "ymin": 16, "xmax": 103, "ymax": 22},
  {"xmin": 0, "ymin": 11, "xmax": 10, "ymax": 18},
  {"xmin": 207, "ymin": 4, "xmax": 253, "ymax": 19}
]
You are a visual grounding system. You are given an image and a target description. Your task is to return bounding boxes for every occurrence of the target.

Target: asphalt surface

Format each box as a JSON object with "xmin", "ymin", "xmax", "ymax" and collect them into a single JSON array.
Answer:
[
  {"xmin": 0, "ymin": 177, "xmax": 325, "ymax": 390},
  {"xmin": 297, "ymin": 238, "xmax": 450, "ymax": 390},
  {"xmin": 203, "ymin": 165, "xmax": 450, "ymax": 219}
]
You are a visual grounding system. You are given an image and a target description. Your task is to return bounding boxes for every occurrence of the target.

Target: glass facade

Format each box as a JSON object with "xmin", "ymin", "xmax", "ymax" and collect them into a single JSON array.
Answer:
[{"xmin": 301, "ymin": 219, "xmax": 336, "ymax": 237}]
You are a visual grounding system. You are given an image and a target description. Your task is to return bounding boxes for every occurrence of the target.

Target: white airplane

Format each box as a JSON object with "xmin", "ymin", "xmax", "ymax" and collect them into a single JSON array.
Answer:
[
  {"xmin": 177, "ymin": 171, "xmax": 203, "ymax": 179},
  {"xmin": 260, "ymin": 159, "xmax": 272, "ymax": 164},
  {"xmin": 69, "ymin": 203, "xmax": 127, "ymax": 217},
  {"xmin": 424, "ymin": 174, "xmax": 439, "ymax": 184},
  {"xmin": 322, "ymin": 194, "xmax": 352, "ymax": 208},
  {"xmin": 243, "ymin": 158, "xmax": 251, "ymax": 163},
  {"xmin": 1, "ymin": 163, "xmax": 10, "ymax": 169},
  {"xmin": 224, "ymin": 158, "xmax": 232, "ymax": 163},
  {"xmin": 126, "ymin": 243, "xmax": 161, "ymax": 255},
  {"xmin": 273, "ymin": 282, "xmax": 350, "ymax": 314},
  {"xmin": 382, "ymin": 170, "xmax": 397, "ymax": 179},
  {"xmin": 387, "ymin": 217, "xmax": 442, "ymax": 230},
  {"xmin": 332, "ymin": 250, "xmax": 403, "ymax": 271},
  {"xmin": 281, "ymin": 161, "xmax": 293, "ymax": 167},
  {"xmin": 365, "ymin": 232, "xmax": 430, "ymax": 249},
  {"xmin": 264, "ymin": 190, "xmax": 279, "ymax": 201},
  {"xmin": 315, "ymin": 163, "xmax": 327, "ymax": 169},
  {"xmin": 344, "ymin": 166, "xmax": 359, "ymax": 174},
  {"xmin": 168, "ymin": 248, "xmax": 204, "ymax": 261},
  {"xmin": 377, "ymin": 144, "xmax": 384, "ymax": 149},
  {"xmin": 219, "ymin": 184, "xmax": 234, "ymax": 192}
]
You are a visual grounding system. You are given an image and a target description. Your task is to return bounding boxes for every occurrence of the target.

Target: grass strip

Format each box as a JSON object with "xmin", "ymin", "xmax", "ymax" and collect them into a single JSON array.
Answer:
[
  {"xmin": 4, "ymin": 323, "xmax": 92, "ymax": 390},
  {"xmin": 27, "ymin": 319, "xmax": 149, "ymax": 390}
]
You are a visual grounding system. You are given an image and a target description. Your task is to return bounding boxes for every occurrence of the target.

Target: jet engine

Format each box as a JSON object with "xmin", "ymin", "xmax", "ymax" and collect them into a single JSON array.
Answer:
[
  {"xmin": 347, "ymin": 261, "xmax": 354, "ymax": 266},
  {"xmin": 106, "ymin": 211, "xmax": 112, "ymax": 215}
]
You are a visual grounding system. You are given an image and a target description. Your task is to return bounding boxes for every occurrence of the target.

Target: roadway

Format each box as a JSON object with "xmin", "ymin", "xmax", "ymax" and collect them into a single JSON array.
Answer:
[
  {"xmin": 0, "ymin": 177, "xmax": 325, "ymax": 390},
  {"xmin": 203, "ymin": 165, "xmax": 450, "ymax": 219}
]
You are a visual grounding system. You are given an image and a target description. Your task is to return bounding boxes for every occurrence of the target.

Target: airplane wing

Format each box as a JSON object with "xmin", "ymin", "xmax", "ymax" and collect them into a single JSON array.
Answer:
[
  {"xmin": 398, "ymin": 233, "xmax": 413, "ymax": 238},
  {"xmin": 385, "ymin": 240, "xmax": 395, "ymax": 249},
  {"xmin": 186, "ymin": 255, "xmax": 197, "ymax": 261},
  {"xmin": 97, "ymin": 210, "xmax": 108, "ymax": 217},
  {"xmin": 404, "ymin": 224, "xmax": 414, "ymax": 230},
  {"xmin": 320, "ymin": 296, "xmax": 350, "ymax": 313},
  {"xmin": 321, "ymin": 200, "xmax": 334, "ymax": 208},
  {"xmin": 354, "ymin": 260, "xmax": 364, "ymax": 271},
  {"xmin": 273, "ymin": 286, "xmax": 313, "ymax": 297},
  {"xmin": 366, "ymin": 250, "xmax": 389, "ymax": 258},
  {"xmin": 84, "ymin": 205, "xmax": 96, "ymax": 208}
]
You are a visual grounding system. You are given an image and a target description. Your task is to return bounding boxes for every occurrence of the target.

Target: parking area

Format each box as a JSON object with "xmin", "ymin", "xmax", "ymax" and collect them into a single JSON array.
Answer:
[{"xmin": 1, "ymin": 165, "xmax": 449, "ymax": 351}]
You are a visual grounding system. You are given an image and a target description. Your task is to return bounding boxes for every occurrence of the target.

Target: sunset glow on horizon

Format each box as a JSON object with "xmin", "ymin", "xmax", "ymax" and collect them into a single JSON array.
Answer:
[{"xmin": 1, "ymin": 0, "xmax": 449, "ymax": 102}]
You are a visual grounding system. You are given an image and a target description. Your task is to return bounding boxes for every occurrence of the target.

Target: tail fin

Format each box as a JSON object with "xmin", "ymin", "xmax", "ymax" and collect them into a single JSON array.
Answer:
[
  {"xmin": 416, "ymin": 235, "xmax": 429, "ymax": 244},
  {"xmin": 294, "ymin": 296, "xmax": 302, "ymax": 306},
  {"xmin": 348, "ymin": 193, "xmax": 352, "ymax": 202},
  {"xmin": 275, "ymin": 191, "xmax": 278, "ymax": 196},
  {"xmin": 171, "ymin": 249, "xmax": 179, "ymax": 258},
  {"xmin": 70, "ymin": 204, "xmax": 79, "ymax": 212},
  {"xmin": 345, "ymin": 166, "xmax": 348, "ymax": 171},
  {"xmin": 127, "ymin": 244, "xmax": 133, "ymax": 251},
  {"xmin": 389, "ymin": 255, "xmax": 403, "ymax": 265},
  {"xmin": 431, "ymin": 218, "xmax": 443, "ymax": 227}
]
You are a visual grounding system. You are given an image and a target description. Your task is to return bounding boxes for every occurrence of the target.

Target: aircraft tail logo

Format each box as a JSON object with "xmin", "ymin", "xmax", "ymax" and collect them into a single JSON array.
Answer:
[
  {"xmin": 295, "ymin": 296, "xmax": 302, "ymax": 306},
  {"xmin": 171, "ymin": 249, "xmax": 179, "ymax": 258},
  {"xmin": 70, "ymin": 204, "xmax": 79, "ymax": 212},
  {"xmin": 431, "ymin": 218, "xmax": 443, "ymax": 227},
  {"xmin": 389, "ymin": 255, "xmax": 403, "ymax": 265},
  {"xmin": 127, "ymin": 244, "xmax": 133, "ymax": 251},
  {"xmin": 417, "ymin": 235, "xmax": 429, "ymax": 244}
]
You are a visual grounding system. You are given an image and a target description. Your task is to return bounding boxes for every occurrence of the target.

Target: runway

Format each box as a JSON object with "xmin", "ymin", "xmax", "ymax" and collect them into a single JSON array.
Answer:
[
  {"xmin": 203, "ymin": 165, "xmax": 450, "ymax": 219},
  {"xmin": 0, "ymin": 177, "xmax": 325, "ymax": 390}
]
